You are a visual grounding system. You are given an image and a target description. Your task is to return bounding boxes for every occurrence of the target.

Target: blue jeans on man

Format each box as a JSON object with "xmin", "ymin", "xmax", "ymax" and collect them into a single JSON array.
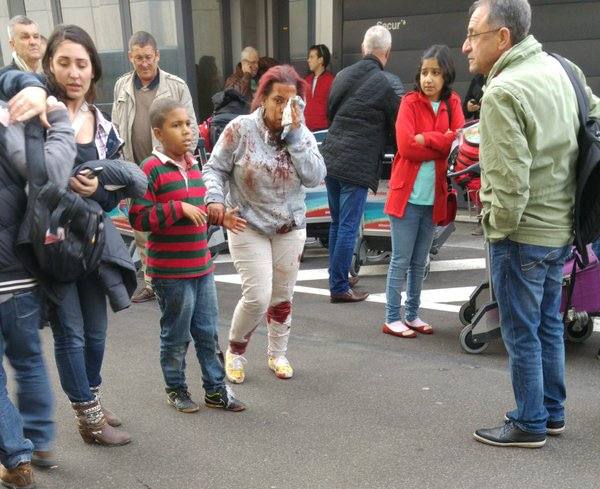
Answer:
[
  {"xmin": 0, "ymin": 289, "xmax": 54, "ymax": 468},
  {"xmin": 51, "ymin": 273, "xmax": 107, "ymax": 403},
  {"xmin": 490, "ymin": 239, "xmax": 570, "ymax": 434},
  {"xmin": 326, "ymin": 176, "xmax": 368, "ymax": 294},
  {"xmin": 153, "ymin": 273, "xmax": 226, "ymax": 393},
  {"xmin": 385, "ymin": 204, "xmax": 434, "ymax": 323}
]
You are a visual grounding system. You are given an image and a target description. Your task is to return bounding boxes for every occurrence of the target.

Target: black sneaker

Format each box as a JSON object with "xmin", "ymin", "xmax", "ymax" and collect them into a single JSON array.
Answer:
[
  {"xmin": 205, "ymin": 386, "xmax": 246, "ymax": 412},
  {"xmin": 166, "ymin": 388, "xmax": 200, "ymax": 413},
  {"xmin": 474, "ymin": 421, "xmax": 546, "ymax": 448},
  {"xmin": 546, "ymin": 419, "xmax": 566, "ymax": 436},
  {"xmin": 503, "ymin": 415, "xmax": 565, "ymax": 436}
]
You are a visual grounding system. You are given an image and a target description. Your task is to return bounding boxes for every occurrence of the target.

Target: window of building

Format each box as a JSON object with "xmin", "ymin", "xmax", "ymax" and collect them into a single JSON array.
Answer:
[
  {"xmin": 60, "ymin": 0, "xmax": 129, "ymax": 111},
  {"xmin": 191, "ymin": 0, "xmax": 225, "ymax": 121},
  {"xmin": 23, "ymin": 0, "xmax": 54, "ymax": 39},
  {"xmin": 130, "ymin": 0, "xmax": 181, "ymax": 79},
  {"xmin": 289, "ymin": 0, "xmax": 309, "ymax": 61},
  {"xmin": 0, "ymin": 0, "xmax": 10, "ymax": 68}
]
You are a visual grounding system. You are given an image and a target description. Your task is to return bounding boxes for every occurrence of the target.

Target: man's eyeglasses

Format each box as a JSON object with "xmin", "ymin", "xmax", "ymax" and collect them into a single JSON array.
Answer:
[{"xmin": 465, "ymin": 27, "xmax": 502, "ymax": 41}]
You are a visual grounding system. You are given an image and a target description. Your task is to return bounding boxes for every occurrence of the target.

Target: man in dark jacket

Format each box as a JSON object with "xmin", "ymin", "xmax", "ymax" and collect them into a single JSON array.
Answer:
[
  {"xmin": 321, "ymin": 25, "xmax": 399, "ymax": 303},
  {"xmin": 0, "ymin": 70, "xmax": 75, "ymax": 485}
]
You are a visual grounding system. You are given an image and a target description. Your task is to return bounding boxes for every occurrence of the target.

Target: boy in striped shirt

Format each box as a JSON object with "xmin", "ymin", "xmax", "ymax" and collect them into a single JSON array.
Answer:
[{"xmin": 129, "ymin": 98, "xmax": 247, "ymax": 413}]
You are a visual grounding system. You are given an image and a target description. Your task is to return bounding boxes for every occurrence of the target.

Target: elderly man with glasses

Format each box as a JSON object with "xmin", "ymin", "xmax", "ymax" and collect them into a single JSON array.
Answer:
[
  {"xmin": 224, "ymin": 46, "xmax": 261, "ymax": 102},
  {"xmin": 463, "ymin": 0, "xmax": 600, "ymax": 448}
]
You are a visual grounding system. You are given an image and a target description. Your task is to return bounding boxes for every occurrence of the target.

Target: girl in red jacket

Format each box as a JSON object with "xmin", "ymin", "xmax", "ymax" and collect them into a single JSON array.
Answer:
[{"xmin": 382, "ymin": 45, "xmax": 464, "ymax": 338}]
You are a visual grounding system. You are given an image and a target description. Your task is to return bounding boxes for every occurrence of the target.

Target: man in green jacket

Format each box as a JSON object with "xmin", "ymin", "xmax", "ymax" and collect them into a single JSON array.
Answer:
[{"xmin": 463, "ymin": 0, "xmax": 600, "ymax": 448}]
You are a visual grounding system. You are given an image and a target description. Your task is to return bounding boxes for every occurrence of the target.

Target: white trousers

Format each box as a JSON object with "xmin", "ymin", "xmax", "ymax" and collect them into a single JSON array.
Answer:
[{"xmin": 228, "ymin": 227, "xmax": 306, "ymax": 357}]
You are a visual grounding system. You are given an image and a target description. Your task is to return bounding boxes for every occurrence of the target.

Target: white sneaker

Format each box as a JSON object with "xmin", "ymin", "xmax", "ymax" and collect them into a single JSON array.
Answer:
[
  {"xmin": 268, "ymin": 355, "xmax": 293, "ymax": 379},
  {"xmin": 225, "ymin": 350, "xmax": 247, "ymax": 384}
]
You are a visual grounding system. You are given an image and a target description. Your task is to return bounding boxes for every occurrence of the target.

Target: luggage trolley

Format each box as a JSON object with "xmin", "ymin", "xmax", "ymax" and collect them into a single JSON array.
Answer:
[{"xmin": 458, "ymin": 246, "xmax": 600, "ymax": 354}]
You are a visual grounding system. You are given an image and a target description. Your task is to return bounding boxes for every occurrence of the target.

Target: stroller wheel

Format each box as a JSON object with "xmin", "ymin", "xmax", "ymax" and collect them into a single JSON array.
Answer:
[
  {"xmin": 459, "ymin": 326, "xmax": 489, "ymax": 354},
  {"xmin": 564, "ymin": 316, "xmax": 594, "ymax": 343},
  {"xmin": 459, "ymin": 302, "xmax": 477, "ymax": 326}
]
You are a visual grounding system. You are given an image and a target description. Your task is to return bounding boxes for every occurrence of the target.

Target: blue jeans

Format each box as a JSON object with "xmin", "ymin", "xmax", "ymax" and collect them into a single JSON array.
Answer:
[
  {"xmin": 490, "ymin": 239, "xmax": 570, "ymax": 434},
  {"xmin": 385, "ymin": 204, "xmax": 434, "ymax": 323},
  {"xmin": 153, "ymin": 273, "xmax": 225, "ymax": 393},
  {"xmin": 326, "ymin": 176, "xmax": 368, "ymax": 293},
  {"xmin": 51, "ymin": 273, "xmax": 107, "ymax": 403},
  {"xmin": 0, "ymin": 289, "xmax": 54, "ymax": 468}
]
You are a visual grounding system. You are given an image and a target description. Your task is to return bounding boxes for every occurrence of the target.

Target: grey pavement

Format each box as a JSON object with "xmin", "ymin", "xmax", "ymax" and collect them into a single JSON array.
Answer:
[{"xmin": 9, "ymin": 223, "xmax": 600, "ymax": 489}]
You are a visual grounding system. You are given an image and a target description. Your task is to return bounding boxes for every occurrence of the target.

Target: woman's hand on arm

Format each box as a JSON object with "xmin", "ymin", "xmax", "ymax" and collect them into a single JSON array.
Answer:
[
  {"xmin": 9, "ymin": 86, "xmax": 50, "ymax": 126},
  {"xmin": 69, "ymin": 173, "xmax": 99, "ymax": 197},
  {"xmin": 222, "ymin": 207, "xmax": 247, "ymax": 234}
]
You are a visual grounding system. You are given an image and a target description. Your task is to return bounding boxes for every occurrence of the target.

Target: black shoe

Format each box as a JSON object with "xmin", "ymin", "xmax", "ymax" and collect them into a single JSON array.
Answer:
[
  {"xmin": 205, "ymin": 386, "xmax": 246, "ymax": 412},
  {"xmin": 546, "ymin": 419, "xmax": 565, "ymax": 436},
  {"xmin": 474, "ymin": 422, "xmax": 546, "ymax": 448},
  {"xmin": 166, "ymin": 388, "xmax": 199, "ymax": 413},
  {"xmin": 503, "ymin": 415, "xmax": 565, "ymax": 436}
]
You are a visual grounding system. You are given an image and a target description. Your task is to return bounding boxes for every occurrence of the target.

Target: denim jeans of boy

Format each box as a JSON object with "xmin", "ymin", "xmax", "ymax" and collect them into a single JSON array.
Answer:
[
  {"xmin": 490, "ymin": 239, "xmax": 570, "ymax": 434},
  {"xmin": 0, "ymin": 289, "xmax": 54, "ymax": 468},
  {"xmin": 326, "ymin": 176, "xmax": 368, "ymax": 294},
  {"xmin": 153, "ymin": 273, "xmax": 225, "ymax": 393},
  {"xmin": 51, "ymin": 273, "xmax": 107, "ymax": 403},
  {"xmin": 385, "ymin": 204, "xmax": 434, "ymax": 323}
]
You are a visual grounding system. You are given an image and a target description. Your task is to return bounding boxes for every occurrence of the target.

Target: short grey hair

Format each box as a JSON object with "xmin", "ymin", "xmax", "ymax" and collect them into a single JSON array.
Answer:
[
  {"xmin": 150, "ymin": 98, "xmax": 187, "ymax": 129},
  {"xmin": 7, "ymin": 15, "xmax": 37, "ymax": 40},
  {"xmin": 470, "ymin": 0, "xmax": 531, "ymax": 45},
  {"xmin": 128, "ymin": 31, "xmax": 157, "ymax": 51},
  {"xmin": 240, "ymin": 46, "xmax": 258, "ymax": 62},
  {"xmin": 361, "ymin": 25, "xmax": 392, "ymax": 54}
]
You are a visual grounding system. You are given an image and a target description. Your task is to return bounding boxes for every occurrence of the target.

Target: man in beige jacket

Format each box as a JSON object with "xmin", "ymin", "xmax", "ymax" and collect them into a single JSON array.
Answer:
[{"xmin": 112, "ymin": 31, "xmax": 198, "ymax": 302}]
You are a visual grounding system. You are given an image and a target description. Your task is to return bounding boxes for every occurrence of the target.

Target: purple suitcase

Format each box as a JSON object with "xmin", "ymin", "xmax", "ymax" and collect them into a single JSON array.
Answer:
[{"xmin": 560, "ymin": 247, "xmax": 600, "ymax": 314}]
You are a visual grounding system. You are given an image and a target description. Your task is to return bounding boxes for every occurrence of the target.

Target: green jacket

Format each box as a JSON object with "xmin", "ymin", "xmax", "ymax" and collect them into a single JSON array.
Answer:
[{"xmin": 479, "ymin": 35, "xmax": 600, "ymax": 246}]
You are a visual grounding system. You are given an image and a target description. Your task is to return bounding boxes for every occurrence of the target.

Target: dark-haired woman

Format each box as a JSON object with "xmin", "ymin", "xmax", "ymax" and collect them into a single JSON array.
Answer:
[
  {"xmin": 382, "ymin": 45, "xmax": 464, "ymax": 338},
  {"xmin": 203, "ymin": 65, "xmax": 326, "ymax": 383},
  {"xmin": 304, "ymin": 44, "xmax": 334, "ymax": 131},
  {"xmin": 43, "ymin": 24, "xmax": 131, "ymax": 445}
]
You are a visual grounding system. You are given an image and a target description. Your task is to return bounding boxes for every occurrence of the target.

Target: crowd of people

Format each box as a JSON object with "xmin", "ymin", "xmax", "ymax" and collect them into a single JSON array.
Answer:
[{"xmin": 1, "ymin": 0, "xmax": 600, "ymax": 487}]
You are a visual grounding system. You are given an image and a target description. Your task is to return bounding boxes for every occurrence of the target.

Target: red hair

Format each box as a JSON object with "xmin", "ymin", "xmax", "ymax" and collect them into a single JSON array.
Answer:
[{"xmin": 251, "ymin": 65, "xmax": 307, "ymax": 111}]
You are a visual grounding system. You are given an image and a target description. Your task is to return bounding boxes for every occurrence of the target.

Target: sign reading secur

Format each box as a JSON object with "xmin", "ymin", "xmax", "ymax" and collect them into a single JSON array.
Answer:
[{"xmin": 376, "ymin": 19, "xmax": 407, "ymax": 30}]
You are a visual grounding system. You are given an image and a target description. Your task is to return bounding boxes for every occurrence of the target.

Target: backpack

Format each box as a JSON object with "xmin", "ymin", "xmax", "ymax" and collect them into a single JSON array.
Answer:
[
  {"xmin": 15, "ymin": 119, "xmax": 105, "ymax": 301},
  {"xmin": 207, "ymin": 89, "xmax": 250, "ymax": 148},
  {"xmin": 550, "ymin": 53, "xmax": 600, "ymax": 266}
]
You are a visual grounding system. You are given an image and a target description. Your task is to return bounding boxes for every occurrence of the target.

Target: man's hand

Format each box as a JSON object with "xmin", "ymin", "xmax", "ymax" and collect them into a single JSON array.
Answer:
[
  {"xmin": 69, "ymin": 173, "xmax": 99, "ymax": 197},
  {"xmin": 207, "ymin": 203, "xmax": 225, "ymax": 226},
  {"xmin": 222, "ymin": 207, "xmax": 247, "ymax": 234},
  {"xmin": 9, "ymin": 86, "xmax": 50, "ymax": 127},
  {"xmin": 181, "ymin": 202, "xmax": 207, "ymax": 226},
  {"xmin": 414, "ymin": 134, "xmax": 425, "ymax": 145}
]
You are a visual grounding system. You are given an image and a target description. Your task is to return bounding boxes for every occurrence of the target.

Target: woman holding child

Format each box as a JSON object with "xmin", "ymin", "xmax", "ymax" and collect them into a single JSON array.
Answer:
[
  {"xmin": 42, "ymin": 25, "xmax": 133, "ymax": 446},
  {"xmin": 204, "ymin": 65, "xmax": 326, "ymax": 383},
  {"xmin": 382, "ymin": 45, "xmax": 464, "ymax": 338}
]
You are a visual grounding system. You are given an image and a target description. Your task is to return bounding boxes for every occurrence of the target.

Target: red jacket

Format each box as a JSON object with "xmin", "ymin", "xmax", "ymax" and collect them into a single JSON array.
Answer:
[
  {"xmin": 384, "ymin": 91, "xmax": 464, "ymax": 224},
  {"xmin": 304, "ymin": 70, "xmax": 334, "ymax": 131}
]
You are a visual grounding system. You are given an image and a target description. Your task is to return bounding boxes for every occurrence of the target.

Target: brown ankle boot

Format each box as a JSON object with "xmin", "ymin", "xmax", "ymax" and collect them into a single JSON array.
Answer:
[
  {"xmin": 90, "ymin": 386, "xmax": 122, "ymax": 427},
  {"xmin": 71, "ymin": 398, "xmax": 131, "ymax": 446},
  {"xmin": 0, "ymin": 461, "xmax": 35, "ymax": 489}
]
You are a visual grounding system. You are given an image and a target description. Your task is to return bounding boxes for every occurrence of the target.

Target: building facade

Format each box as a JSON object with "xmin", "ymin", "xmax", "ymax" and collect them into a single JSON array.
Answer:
[{"xmin": 1, "ymin": 0, "xmax": 598, "ymax": 118}]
